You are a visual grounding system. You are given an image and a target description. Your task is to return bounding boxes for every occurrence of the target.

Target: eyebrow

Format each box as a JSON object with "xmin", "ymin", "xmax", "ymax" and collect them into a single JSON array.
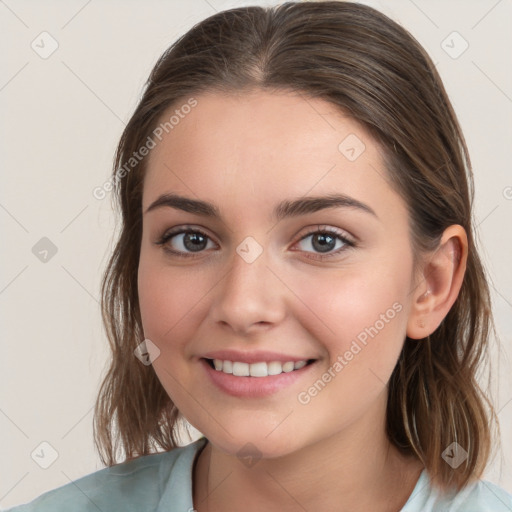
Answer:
[{"xmin": 144, "ymin": 192, "xmax": 377, "ymax": 221}]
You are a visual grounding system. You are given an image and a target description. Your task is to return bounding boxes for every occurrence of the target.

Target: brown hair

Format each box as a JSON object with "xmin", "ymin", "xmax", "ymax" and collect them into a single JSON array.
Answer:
[{"xmin": 93, "ymin": 0, "xmax": 500, "ymax": 492}]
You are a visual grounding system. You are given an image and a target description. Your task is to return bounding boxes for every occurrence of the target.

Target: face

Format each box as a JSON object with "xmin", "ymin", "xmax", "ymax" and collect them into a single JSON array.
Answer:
[{"xmin": 137, "ymin": 90, "xmax": 418, "ymax": 458}]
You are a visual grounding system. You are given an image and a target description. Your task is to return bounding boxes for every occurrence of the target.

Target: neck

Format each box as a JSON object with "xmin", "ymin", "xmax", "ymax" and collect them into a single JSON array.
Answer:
[{"xmin": 193, "ymin": 394, "xmax": 423, "ymax": 512}]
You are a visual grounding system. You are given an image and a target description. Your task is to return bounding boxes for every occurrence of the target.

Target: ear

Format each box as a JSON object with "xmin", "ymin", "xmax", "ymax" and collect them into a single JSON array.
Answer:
[{"xmin": 406, "ymin": 225, "xmax": 468, "ymax": 340}]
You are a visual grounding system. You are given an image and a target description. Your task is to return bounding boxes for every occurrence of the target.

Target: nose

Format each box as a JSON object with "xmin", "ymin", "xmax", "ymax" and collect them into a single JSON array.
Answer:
[{"xmin": 208, "ymin": 246, "xmax": 287, "ymax": 336}]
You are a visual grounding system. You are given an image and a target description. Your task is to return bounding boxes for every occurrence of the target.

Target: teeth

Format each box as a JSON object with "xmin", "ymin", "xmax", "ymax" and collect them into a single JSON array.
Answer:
[
  {"xmin": 232, "ymin": 362, "xmax": 250, "ymax": 376},
  {"xmin": 210, "ymin": 359, "xmax": 310, "ymax": 377},
  {"xmin": 249, "ymin": 362, "xmax": 267, "ymax": 377},
  {"xmin": 223, "ymin": 360, "xmax": 233, "ymax": 374}
]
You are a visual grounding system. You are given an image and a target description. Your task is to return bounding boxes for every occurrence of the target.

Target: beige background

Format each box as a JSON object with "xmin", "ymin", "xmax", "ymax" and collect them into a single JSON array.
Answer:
[{"xmin": 1, "ymin": 0, "xmax": 511, "ymax": 508}]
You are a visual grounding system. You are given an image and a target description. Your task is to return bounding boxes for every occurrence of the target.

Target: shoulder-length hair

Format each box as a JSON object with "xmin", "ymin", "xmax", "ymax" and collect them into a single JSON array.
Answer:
[{"xmin": 93, "ymin": 1, "xmax": 499, "ymax": 493}]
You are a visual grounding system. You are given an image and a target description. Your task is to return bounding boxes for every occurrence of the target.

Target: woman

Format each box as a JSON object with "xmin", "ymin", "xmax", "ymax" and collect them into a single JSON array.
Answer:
[{"xmin": 8, "ymin": 2, "xmax": 512, "ymax": 511}]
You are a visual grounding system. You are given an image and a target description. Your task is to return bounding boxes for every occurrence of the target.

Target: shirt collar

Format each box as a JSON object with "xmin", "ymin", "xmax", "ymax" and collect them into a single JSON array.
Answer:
[{"xmin": 157, "ymin": 436, "xmax": 208, "ymax": 511}]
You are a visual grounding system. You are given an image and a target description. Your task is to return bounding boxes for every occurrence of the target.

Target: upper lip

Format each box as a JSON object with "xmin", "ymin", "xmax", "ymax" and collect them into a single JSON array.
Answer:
[{"xmin": 201, "ymin": 349, "xmax": 316, "ymax": 364}]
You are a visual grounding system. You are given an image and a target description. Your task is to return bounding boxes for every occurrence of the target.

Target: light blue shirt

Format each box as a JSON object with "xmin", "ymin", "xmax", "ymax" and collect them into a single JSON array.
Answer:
[{"xmin": 4, "ymin": 436, "xmax": 512, "ymax": 511}]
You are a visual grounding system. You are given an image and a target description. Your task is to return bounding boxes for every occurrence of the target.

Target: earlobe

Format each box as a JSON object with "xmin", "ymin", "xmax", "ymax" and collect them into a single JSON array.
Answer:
[{"xmin": 406, "ymin": 225, "xmax": 468, "ymax": 340}]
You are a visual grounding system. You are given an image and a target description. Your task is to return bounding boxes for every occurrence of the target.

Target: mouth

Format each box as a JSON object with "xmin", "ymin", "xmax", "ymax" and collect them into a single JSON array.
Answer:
[
  {"xmin": 200, "ymin": 357, "xmax": 318, "ymax": 398},
  {"xmin": 203, "ymin": 357, "xmax": 317, "ymax": 377}
]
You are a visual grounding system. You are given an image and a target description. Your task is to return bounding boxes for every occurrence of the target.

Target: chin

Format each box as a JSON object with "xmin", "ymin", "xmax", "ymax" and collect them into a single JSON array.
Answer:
[{"xmin": 201, "ymin": 424, "xmax": 305, "ymax": 461}]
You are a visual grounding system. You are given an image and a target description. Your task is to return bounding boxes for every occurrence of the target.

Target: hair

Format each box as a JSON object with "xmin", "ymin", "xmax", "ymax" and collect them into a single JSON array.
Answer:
[{"xmin": 93, "ymin": 0, "xmax": 500, "ymax": 493}]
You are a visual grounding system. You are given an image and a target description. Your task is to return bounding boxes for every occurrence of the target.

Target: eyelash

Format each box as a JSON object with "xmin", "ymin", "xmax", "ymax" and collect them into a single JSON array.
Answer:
[{"xmin": 155, "ymin": 225, "xmax": 356, "ymax": 261}]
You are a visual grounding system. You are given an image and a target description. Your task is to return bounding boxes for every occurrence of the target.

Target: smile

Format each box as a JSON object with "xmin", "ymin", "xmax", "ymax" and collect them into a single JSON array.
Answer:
[
  {"xmin": 207, "ymin": 358, "xmax": 313, "ymax": 377},
  {"xmin": 201, "ymin": 357, "xmax": 318, "ymax": 398}
]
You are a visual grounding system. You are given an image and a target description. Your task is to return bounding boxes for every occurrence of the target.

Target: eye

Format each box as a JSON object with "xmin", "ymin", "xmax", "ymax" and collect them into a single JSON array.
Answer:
[
  {"xmin": 155, "ymin": 224, "xmax": 355, "ymax": 260},
  {"xmin": 293, "ymin": 226, "xmax": 355, "ymax": 260},
  {"xmin": 155, "ymin": 227, "xmax": 216, "ymax": 258}
]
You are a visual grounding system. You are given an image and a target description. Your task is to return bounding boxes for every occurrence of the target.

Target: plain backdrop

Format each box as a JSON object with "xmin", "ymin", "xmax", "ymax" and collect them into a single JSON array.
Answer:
[{"xmin": 1, "ymin": 0, "xmax": 511, "ymax": 508}]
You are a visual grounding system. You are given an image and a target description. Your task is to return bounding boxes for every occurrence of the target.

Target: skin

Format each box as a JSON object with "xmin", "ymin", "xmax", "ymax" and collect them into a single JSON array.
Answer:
[{"xmin": 137, "ymin": 90, "xmax": 468, "ymax": 512}]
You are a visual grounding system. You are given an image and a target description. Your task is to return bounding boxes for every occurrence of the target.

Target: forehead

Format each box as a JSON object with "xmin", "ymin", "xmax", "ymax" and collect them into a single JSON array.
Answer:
[{"xmin": 142, "ymin": 90, "xmax": 403, "ymax": 222}]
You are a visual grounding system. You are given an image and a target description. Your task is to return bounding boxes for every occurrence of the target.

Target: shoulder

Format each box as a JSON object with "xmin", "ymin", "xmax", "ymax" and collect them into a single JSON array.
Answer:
[
  {"xmin": 3, "ymin": 437, "xmax": 207, "ymax": 512},
  {"xmin": 451, "ymin": 479, "xmax": 512, "ymax": 511},
  {"xmin": 402, "ymin": 469, "xmax": 512, "ymax": 512}
]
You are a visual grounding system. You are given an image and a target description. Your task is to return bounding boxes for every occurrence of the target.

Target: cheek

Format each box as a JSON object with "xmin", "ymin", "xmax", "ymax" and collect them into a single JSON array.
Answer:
[
  {"xmin": 289, "ymin": 264, "xmax": 411, "ymax": 431},
  {"xmin": 137, "ymin": 259, "xmax": 211, "ymax": 412},
  {"xmin": 137, "ymin": 256, "xmax": 211, "ymax": 356},
  {"xmin": 291, "ymin": 258, "xmax": 411, "ymax": 369}
]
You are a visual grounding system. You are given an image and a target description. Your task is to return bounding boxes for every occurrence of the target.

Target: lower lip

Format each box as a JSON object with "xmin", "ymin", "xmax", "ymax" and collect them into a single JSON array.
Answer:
[{"xmin": 200, "ymin": 358, "xmax": 317, "ymax": 398}]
